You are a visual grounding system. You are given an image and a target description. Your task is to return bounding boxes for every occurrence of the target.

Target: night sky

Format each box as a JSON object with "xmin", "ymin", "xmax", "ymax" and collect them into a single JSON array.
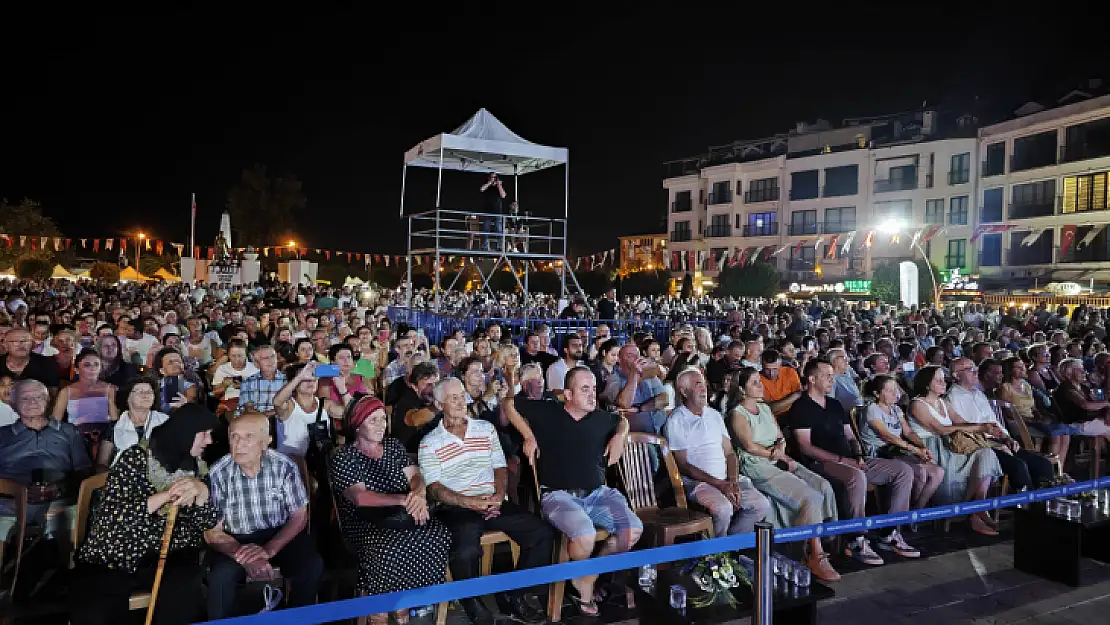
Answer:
[{"xmin": 3, "ymin": 6, "xmax": 1107, "ymax": 259}]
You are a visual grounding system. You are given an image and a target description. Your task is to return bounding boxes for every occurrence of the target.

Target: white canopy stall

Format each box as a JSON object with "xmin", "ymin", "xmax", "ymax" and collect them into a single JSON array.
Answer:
[{"xmin": 399, "ymin": 109, "xmax": 576, "ymax": 311}]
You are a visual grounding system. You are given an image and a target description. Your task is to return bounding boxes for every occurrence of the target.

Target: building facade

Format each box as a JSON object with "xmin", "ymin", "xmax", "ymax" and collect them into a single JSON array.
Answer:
[
  {"xmin": 617, "ymin": 234, "xmax": 667, "ymax": 275},
  {"xmin": 664, "ymin": 88, "xmax": 1110, "ymax": 290}
]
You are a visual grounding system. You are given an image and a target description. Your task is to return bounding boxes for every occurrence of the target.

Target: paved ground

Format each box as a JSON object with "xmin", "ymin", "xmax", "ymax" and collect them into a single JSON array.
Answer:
[{"xmin": 818, "ymin": 542, "xmax": 1110, "ymax": 625}]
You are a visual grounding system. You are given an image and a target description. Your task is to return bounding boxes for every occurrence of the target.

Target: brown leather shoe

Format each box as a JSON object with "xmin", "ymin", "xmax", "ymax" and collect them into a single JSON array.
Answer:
[{"xmin": 806, "ymin": 552, "xmax": 841, "ymax": 582}]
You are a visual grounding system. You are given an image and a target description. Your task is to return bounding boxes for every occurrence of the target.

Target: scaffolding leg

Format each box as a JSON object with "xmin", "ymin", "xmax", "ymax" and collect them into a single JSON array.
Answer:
[{"xmin": 564, "ymin": 257, "xmax": 587, "ymax": 300}]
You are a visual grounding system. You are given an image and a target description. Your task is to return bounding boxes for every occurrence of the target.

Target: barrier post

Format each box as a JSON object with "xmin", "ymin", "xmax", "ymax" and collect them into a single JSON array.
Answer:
[{"xmin": 754, "ymin": 521, "xmax": 774, "ymax": 625}]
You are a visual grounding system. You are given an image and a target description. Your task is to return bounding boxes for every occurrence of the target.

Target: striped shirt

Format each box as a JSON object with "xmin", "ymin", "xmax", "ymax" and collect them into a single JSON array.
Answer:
[
  {"xmin": 418, "ymin": 417, "xmax": 505, "ymax": 497},
  {"xmin": 208, "ymin": 449, "xmax": 308, "ymax": 535}
]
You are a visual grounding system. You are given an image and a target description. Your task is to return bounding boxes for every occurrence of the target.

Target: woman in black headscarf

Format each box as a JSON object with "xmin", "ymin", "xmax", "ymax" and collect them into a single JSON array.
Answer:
[{"xmin": 70, "ymin": 404, "xmax": 222, "ymax": 625}]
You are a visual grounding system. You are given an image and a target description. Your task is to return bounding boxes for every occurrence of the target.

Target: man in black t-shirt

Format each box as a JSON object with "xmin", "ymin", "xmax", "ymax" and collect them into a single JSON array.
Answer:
[
  {"xmin": 518, "ymin": 332, "xmax": 557, "ymax": 376},
  {"xmin": 505, "ymin": 366, "xmax": 640, "ymax": 617},
  {"xmin": 597, "ymin": 289, "xmax": 617, "ymax": 321},
  {"xmin": 0, "ymin": 328, "xmax": 60, "ymax": 400},
  {"xmin": 480, "ymin": 173, "xmax": 507, "ymax": 251},
  {"xmin": 788, "ymin": 360, "xmax": 917, "ymax": 565}
]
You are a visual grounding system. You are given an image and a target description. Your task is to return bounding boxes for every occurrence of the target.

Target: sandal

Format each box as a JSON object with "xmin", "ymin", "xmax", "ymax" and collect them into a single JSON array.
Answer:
[
  {"xmin": 567, "ymin": 585, "xmax": 600, "ymax": 617},
  {"xmin": 970, "ymin": 514, "xmax": 999, "ymax": 536}
]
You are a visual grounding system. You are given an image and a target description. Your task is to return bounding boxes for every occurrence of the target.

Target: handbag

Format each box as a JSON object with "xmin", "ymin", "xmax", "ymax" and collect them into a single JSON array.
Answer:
[
  {"xmin": 305, "ymin": 401, "xmax": 334, "ymax": 481},
  {"xmin": 947, "ymin": 430, "xmax": 1006, "ymax": 455}
]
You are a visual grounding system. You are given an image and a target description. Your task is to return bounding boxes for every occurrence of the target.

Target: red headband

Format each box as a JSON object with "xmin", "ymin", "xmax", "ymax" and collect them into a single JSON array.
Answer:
[{"xmin": 348, "ymin": 396, "xmax": 385, "ymax": 432}]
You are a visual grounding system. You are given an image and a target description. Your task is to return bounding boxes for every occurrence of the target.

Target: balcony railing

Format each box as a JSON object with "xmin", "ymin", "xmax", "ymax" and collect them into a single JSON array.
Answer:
[
  {"xmin": 979, "ymin": 205, "xmax": 1003, "ymax": 223},
  {"xmin": 925, "ymin": 173, "xmax": 934, "ymax": 189},
  {"xmin": 981, "ymin": 159, "xmax": 1005, "ymax": 177},
  {"xmin": 788, "ymin": 259, "xmax": 817, "ymax": 271},
  {"xmin": 1057, "ymin": 194, "xmax": 1110, "ymax": 214},
  {"xmin": 948, "ymin": 170, "xmax": 970, "ymax": 185},
  {"xmin": 707, "ymin": 190, "xmax": 733, "ymax": 205},
  {"xmin": 947, "ymin": 211, "xmax": 969, "ymax": 226},
  {"xmin": 787, "ymin": 223, "xmax": 820, "ymax": 236},
  {"xmin": 823, "ymin": 221, "xmax": 856, "ymax": 234},
  {"xmin": 704, "ymin": 225, "xmax": 732, "ymax": 238},
  {"xmin": 742, "ymin": 223, "xmax": 779, "ymax": 237},
  {"xmin": 944, "ymin": 255, "xmax": 966, "ymax": 269},
  {"xmin": 1008, "ymin": 200, "xmax": 1055, "ymax": 220},
  {"xmin": 1010, "ymin": 152, "xmax": 1058, "ymax": 173},
  {"xmin": 978, "ymin": 251, "xmax": 1002, "ymax": 267},
  {"xmin": 670, "ymin": 230, "xmax": 692, "ymax": 242},
  {"xmin": 671, "ymin": 201, "xmax": 693, "ymax": 213},
  {"xmin": 789, "ymin": 188, "xmax": 819, "ymax": 201},
  {"xmin": 821, "ymin": 185, "xmax": 857, "ymax": 198},
  {"xmin": 1060, "ymin": 245, "xmax": 1110, "ymax": 263},
  {"xmin": 1008, "ymin": 247, "xmax": 1054, "ymax": 266},
  {"xmin": 1060, "ymin": 142, "xmax": 1110, "ymax": 164},
  {"xmin": 744, "ymin": 188, "xmax": 779, "ymax": 203},
  {"xmin": 873, "ymin": 177, "xmax": 917, "ymax": 193}
]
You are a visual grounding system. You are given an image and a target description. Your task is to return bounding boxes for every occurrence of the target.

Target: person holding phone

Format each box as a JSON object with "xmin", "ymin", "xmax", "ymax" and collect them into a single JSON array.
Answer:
[
  {"xmin": 153, "ymin": 347, "xmax": 197, "ymax": 409},
  {"xmin": 479, "ymin": 173, "xmax": 507, "ymax": 251}
]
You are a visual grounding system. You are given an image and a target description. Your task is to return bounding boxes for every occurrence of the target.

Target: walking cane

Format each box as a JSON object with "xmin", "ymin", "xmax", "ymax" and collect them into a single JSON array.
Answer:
[{"xmin": 145, "ymin": 505, "xmax": 179, "ymax": 625}]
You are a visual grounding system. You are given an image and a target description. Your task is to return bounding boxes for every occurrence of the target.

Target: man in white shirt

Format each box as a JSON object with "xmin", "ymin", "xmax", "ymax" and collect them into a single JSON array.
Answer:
[
  {"xmin": 419, "ymin": 378, "xmax": 551, "ymax": 625},
  {"xmin": 665, "ymin": 369, "xmax": 770, "ymax": 537},
  {"xmin": 947, "ymin": 357, "xmax": 1053, "ymax": 491},
  {"xmin": 545, "ymin": 334, "xmax": 584, "ymax": 398}
]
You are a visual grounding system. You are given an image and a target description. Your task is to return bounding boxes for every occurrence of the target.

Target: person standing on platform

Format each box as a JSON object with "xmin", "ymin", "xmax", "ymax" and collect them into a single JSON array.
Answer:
[{"xmin": 480, "ymin": 173, "xmax": 506, "ymax": 252}]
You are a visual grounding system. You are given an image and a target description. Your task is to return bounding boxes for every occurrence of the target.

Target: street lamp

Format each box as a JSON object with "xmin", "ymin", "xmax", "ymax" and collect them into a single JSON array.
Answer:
[{"xmin": 136, "ymin": 232, "xmax": 145, "ymax": 271}]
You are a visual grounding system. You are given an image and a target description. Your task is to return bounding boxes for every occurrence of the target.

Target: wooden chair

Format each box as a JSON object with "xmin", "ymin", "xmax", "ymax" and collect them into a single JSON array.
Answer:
[
  {"xmin": 291, "ymin": 455, "xmax": 312, "ymax": 535},
  {"xmin": 0, "ymin": 479, "xmax": 28, "ymax": 606},
  {"xmin": 997, "ymin": 402, "xmax": 1064, "ymax": 477},
  {"xmin": 614, "ymin": 433, "xmax": 713, "ymax": 547},
  {"xmin": 531, "ymin": 468, "xmax": 609, "ymax": 623},
  {"xmin": 74, "ymin": 473, "xmax": 156, "ymax": 611},
  {"xmin": 848, "ymin": 407, "xmax": 882, "ymax": 506}
]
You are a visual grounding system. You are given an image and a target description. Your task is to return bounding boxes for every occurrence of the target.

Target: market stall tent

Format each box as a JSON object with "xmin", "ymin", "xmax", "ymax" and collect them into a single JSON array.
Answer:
[
  {"xmin": 119, "ymin": 267, "xmax": 150, "ymax": 282},
  {"xmin": 51, "ymin": 264, "xmax": 78, "ymax": 280},
  {"xmin": 154, "ymin": 268, "xmax": 181, "ymax": 282}
]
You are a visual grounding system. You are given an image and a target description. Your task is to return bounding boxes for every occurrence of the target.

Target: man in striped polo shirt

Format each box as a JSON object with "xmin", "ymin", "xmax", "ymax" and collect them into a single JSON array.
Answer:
[{"xmin": 419, "ymin": 378, "xmax": 552, "ymax": 625}]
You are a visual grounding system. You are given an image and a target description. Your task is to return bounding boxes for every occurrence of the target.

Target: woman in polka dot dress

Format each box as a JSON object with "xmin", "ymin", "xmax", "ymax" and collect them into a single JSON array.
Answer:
[{"xmin": 331, "ymin": 396, "xmax": 450, "ymax": 625}]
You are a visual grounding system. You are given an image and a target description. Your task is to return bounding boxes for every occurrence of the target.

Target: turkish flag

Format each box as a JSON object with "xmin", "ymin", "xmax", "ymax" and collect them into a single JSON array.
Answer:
[
  {"xmin": 156, "ymin": 240, "xmax": 164, "ymax": 255},
  {"xmin": 1061, "ymin": 225, "xmax": 1078, "ymax": 257}
]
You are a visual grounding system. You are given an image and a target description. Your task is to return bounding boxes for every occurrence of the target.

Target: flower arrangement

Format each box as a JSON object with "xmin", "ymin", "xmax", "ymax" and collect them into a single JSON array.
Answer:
[{"xmin": 681, "ymin": 553, "xmax": 749, "ymax": 608}]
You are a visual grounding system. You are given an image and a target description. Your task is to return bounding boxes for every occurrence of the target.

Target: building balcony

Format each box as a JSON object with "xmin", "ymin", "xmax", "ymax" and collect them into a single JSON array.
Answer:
[
  {"xmin": 873, "ymin": 177, "xmax": 917, "ymax": 193},
  {"xmin": 707, "ymin": 191, "xmax": 733, "ymax": 205},
  {"xmin": 948, "ymin": 169, "xmax": 970, "ymax": 185},
  {"xmin": 789, "ymin": 188, "xmax": 819, "ymax": 201},
  {"xmin": 947, "ymin": 211, "xmax": 969, "ymax": 226},
  {"xmin": 982, "ymin": 160, "xmax": 1005, "ymax": 178},
  {"xmin": 925, "ymin": 173, "xmax": 934, "ymax": 188},
  {"xmin": 944, "ymin": 255, "xmax": 967, "ymax": 269},
  {"xmin": 823, "ymin": 221, "xmax": 856, "ymax": 234},
  {"xmin": 1060, "ymin": 246, "xmax": 1110, "ymax": 263},
  {"xmin": 1007, "ymin": 246, "xmax": 1054, "ymax": 266},
  {"xmin": 742, "ymin": 223, "xmax": 779, "ymax": 237},
  {"xmin": 978, "ymin": 250, "xmax": 1002, "ymax": 267},
  {"xmin": 670, "ymin": 231, "xmax": 692, "ymax": 243},
  {"xmin": 671, "ymin": 201, "xmax": 693, "ymax": 213},
  {"xmin": 821, "ymin": 185, "xmax": 857, "ymax": 198},
  {"xmin": 787, "ymin": 223, "xmax": 820, "ymax": 236},
  {"xmin": 1060, "ymin": 143, "xmax": 1110, "ymax": 164},
  {"xmin": 1008, "ymin": 200, "xmax": 1055, "ymax": 220},
  {"xmin": 788, "ymin": 259, "xmax": 817, "ymax": 271},
  {"xmin": 1010, "ymin": 152, "xmax": 1058, "ymax": 172},
  {"xmin": 979, "ymin": 205, "xmax": 1004, "ymax": 224},
  {"xmin": 704, "ymin": 225, "xmax": 732, "ymax": 238},
  {"xmin": 744, "ymin": 188, "xmax": 779, "ymax": 203}
]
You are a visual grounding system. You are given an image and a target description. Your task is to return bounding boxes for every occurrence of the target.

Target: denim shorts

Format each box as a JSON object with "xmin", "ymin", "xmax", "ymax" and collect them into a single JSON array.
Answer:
[
  {"xmin": 1028, "ymin": 422, "xmax": 1084, "ymax": 436},
  {"xmin": 540, "ymin": 485, "xmax": 643, "ymax": 539}
]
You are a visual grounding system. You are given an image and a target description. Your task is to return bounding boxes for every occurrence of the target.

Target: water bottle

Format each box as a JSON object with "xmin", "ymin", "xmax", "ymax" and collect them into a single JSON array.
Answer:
[
  {"xmin": 669, "ymin": 584, "xmax": 687, "ymax": 610},
  {"xmin": 638, "ymin": 564, "xmax": 657, "ymax": 589}
]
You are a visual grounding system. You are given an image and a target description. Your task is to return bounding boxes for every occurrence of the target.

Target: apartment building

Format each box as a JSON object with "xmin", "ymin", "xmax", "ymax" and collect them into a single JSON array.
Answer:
[
  {"xmin": 617, "ymin": 233, "xmax": 667, "ymax": 275},
  {"xmin": 974, "ymin": 87, "xmax": 1110, "ymax": 285},
  {"xmin": 663, "ymin": 110, "xmax": 979, "ymax": 285}
]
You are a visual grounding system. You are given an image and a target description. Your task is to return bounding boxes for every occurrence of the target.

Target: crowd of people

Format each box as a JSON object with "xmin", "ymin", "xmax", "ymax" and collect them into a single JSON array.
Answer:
[{"xmin": 1, "ymin": 276, "xmax": 1108, "ymax": 624}]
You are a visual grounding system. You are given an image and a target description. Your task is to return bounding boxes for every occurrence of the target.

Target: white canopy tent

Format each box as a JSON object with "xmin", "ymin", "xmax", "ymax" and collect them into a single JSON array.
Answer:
[{"xmin": 400, "ymin": 108, "xmax": 569, "ymax": 216}]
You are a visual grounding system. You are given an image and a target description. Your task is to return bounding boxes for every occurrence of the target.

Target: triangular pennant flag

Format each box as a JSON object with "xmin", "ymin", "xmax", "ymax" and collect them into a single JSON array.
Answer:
[
  {"xmin": 324, "ymin": 250, "xmax": 330, "ymax": 260},
  {"xmin": 19, "ymin": 236, "xmax": 26, "ymax": 248},
  {"xmin": 750, "ymin": 246, "xmax": 764, "ymax": 263},
  {"xmin": 105, "ymin": 238, "xmax": 114, "ymax": 251},
  {"xmin": 384, "ymin": 256, "xmax": 390, "ymax": 267},
  {"xmin": 841, "ymin": 231, "xmax": 856, "ymax": 254},
  {"xmin": 356, "ymin": 253, "xmax": 362, "ymax": 261},
  {"xmin": 300, "ymin": 248, "xmax": 308, "ymax": 258},
  {"xmin": 92, "ymin": 239, "xmax": 100, "ymax": 252},
  {"xmin": 207, "ymin": 247, "xmax": 214, "ymax": 260},
  {"xmin": 922, "ymin": 225, "xmax": 942, "ymax": 242},
  {"xmin": 120, "ymin": 238, "xmax": 127, "ymax": 251},
  {"xmin": 771, "ymin": 244, "xmax": 790, "ymax": 257},
  {"xmin": 415, "ymin": 256, "xmax": 422, "ymax": 266},
  {"xmin": 826, "ymin": 236, "xmax": 840, "ymax": 259},
  {"xmin": 1022, "ymin": 229, "xmax": 1046, "ymax": 247},
  {"xmin": 40, "ymin": 236, "xmax": 48, "ymax": 250},
  {"xmin": 864, "ymin": 231, "xmax": 875, "ymax": 248},
  {"xmin": 909, "ymin": 229, "xmax": 922, "ymax": 250},
  {"xmin": 763, "ymin": 246, "xmax": 774, "ymax": 261},
  {"xmin": 172, "ymin": 243, "xmax": 183, "ymax": 256},
  {"xmin": 53, "ymin": 237, "xmax": 61, "ymax": 251},
  {"xmin": 156, "ymin": 240, "xmax": 164, "ymax": 255},
  {"xmin": 145, "ymin": 239, "xmax": 151, "ymax": 251},
  {"xmin": 80, "ymin": 238, "xmax": 86, "ymax": 248},
  {"xmin": 813, "ymin": 236, "xmax": 824, "ymax": 250},
  {"xmin": 794, "ymin": 239, "xmax": 808, "ymax": 253},
  {"xmin": 1079, "ymin": 225, "xmax": 1105, "ymax": 249},
  {"xmin": 737, "ymin": 247, "xmax": 751, "ymax": 266}
]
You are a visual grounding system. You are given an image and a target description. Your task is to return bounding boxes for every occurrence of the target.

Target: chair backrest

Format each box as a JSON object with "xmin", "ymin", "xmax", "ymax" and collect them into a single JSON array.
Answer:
[
  {"xmin": 74, "ymin": 472, "xmax": 108, "ymax": 550},
  {"xmin": 291, "ymin": 454, "xmax": 312, "ymax": 534},
  {"xmin": 999, "ymin": 401, "xmax": 1036, "ymax": 450},
  {"xmin": 848, "ymin": 405, "xmax": 867, "ymax": 443},
  {"xmin": 616, "ymin": 432, "xmax": 688, "ymax": 513},
  {"xmin": 0, "ymin": 478, "xmax": 28, "ymax": 597}
]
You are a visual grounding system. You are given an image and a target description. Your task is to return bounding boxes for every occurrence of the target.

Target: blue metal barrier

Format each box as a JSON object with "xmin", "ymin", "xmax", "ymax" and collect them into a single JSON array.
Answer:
[
  {"xmin": 387, "ymin": 307, "xmax": 731, "ymax": 347},
  {"xmin": 206, "ymin": 476, "xmax": 1110, "ymax": 625}
]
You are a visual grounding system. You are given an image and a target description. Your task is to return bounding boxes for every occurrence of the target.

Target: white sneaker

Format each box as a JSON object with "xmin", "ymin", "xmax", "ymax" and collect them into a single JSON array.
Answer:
[
  {"xmin": 845, "ymin": 536, "xmax": 885, "ymax": 565},
  {"xmin": 876, "ymin": 529, "xmax": 921, "ymax": 558}
]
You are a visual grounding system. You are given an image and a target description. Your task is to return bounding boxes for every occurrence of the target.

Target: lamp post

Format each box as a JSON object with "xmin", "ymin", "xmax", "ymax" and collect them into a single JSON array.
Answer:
[{"xmin": 137, "ymin": 232, "xmax": 145, "ymax": 271}]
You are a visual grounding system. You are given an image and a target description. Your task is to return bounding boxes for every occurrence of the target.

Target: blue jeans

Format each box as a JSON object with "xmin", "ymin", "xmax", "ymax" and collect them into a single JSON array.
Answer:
[{"xmin": 482, "ymin": 215, "xmax": 503, "ymax": 251}]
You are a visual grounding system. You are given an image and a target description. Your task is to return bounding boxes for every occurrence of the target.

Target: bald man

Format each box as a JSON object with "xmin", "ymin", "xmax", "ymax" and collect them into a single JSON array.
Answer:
[{"xmin": 204, "ymin": 413, "xmax": 323, "ymax": 619}]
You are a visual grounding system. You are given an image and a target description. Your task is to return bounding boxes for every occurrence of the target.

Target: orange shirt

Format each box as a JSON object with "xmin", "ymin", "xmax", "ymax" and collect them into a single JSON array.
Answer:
[{"xmin": 762, "ymin": 366, "xmax": 802, "ymax": 415}]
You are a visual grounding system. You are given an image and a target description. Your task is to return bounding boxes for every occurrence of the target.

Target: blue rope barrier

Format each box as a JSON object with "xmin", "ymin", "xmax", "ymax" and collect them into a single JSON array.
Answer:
[{"xmin": 204, "ymin": 476, "xmax": 1110, "ymax": 625}]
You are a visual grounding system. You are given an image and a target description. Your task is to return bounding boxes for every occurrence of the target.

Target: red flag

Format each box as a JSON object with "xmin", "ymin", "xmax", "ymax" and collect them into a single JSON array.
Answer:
[
  {"xmin": 737, "ymin": 247, "xmax": 751, "ymax": 266},
  {"xmin": 346, "ymin": 252, "xmax": 352, "ymax": 263},
  {"xmin": 64, "ymin": 238, "xmax": 72, "ymax": 249},
  {"xmin": 193, "ymin": 245, "xmax": 200, "ymax": 258},
  {"xmin": 324, "ymin": 250, "xmax": 330, "ymax": 260},
  {"xmin": 30, "ymin": 238, "xmax": 37, "ymax": 251},
  {"xmin": 156, "ymin": 240, "xmax": 164, "ymax": 255},
  {"xmin": 356, "ymin": 253, "xmax": 362, "ymax": 261},
  {"xmin": 120, "ymin": 238, "xmax": 126, "ymax": 252},
  {"xmin": 276, "ymin": 247, "xmax": 283, "ymax": 258},
  {"xmin": 300, "ymin": 248, "xmax": 308, "ymax": 258},
  {"xmin": 864, "ymin": 231, "xmax": 875, "ymax": 248},
  {"xmin": 826, "ymin": 236, "xmax": 840, "ymax": 259},
  {"xmin": 93, "ymin": 239, "xmax": 100, "ymax": 252},
  {"xmin": 922, "ymin": 225, "xmax": 942, "ymax": 243},
  {"xmin": 794, "ymin": 239, "xmax": 807, "ymax": 253},
  {"xmin": 1061, "ymin": 225, "xmax": 1078, "ymax": 257},
  {"xmin": 207, "ymin": 247, "xmax": 214, "ymax": 260}
]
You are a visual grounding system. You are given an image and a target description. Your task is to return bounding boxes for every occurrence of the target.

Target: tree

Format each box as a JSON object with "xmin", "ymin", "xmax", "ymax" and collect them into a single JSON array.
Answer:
[
  {"xmin": 574, "ymin": 270, "xmax": 611, "ymax": 296},
  {"xmin": 225, "ymin": 164, "xmax": 307, "ymax": 248},
  {"xmin": 87, "ymin": 261, "xmax": 120, "ymax": 282},
  {"xmin": 716, "ymin": 261, "xmax": 784, "ymax": 298},
  {"xmin": 16, "ymin": 258, "xmax": 51, "ymax": 280},
  {"xmin": 139, "ymin": 253, "xmax": 176, "ymax": 277},
  {"xmin": 680, "ymin": 273, "xmax": 693, "ymax": 299},
  {"xmin": 618, "ymin": 270, "xmax": 670, "ymax": 296},
  {"xmin": 870, "ymin": 259, "xmax": 942, "ymax": 306},
  {"xmin": 0, "ymin": 198, "xmax": 64, "ymax": 268}
]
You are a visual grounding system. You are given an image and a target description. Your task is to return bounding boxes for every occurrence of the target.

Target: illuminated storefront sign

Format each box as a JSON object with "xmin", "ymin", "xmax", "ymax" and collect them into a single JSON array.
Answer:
[{"xmin": 788, "ymin": 280, "xmax": 871, "ymax": 295}]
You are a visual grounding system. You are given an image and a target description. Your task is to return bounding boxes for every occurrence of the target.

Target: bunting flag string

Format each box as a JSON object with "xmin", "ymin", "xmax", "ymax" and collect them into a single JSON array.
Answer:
[{"xmin": 1078, "ymin": 225, "xmax": 1105, "ymax": 250}]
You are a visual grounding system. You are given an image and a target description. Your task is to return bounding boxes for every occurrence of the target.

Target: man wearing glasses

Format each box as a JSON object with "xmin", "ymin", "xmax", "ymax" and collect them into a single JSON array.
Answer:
[{"xmin": 0, "ymin": 328, "xmax": 61, "ymax": 400}]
